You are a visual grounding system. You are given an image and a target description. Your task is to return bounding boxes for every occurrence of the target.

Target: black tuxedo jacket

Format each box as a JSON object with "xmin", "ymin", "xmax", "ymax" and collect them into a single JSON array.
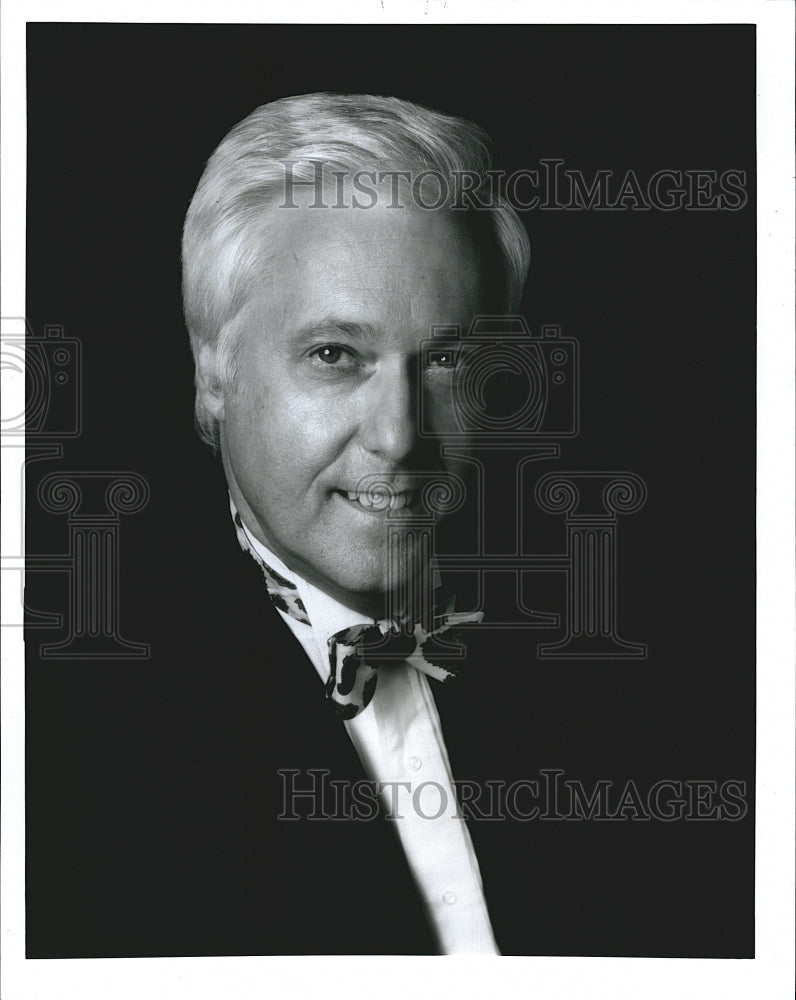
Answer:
[
  {"xmin": 26, "ymin": 491, "xmax": 549, "ymax": 957},
  {"xmin": 26, "ymin": 487, "xmax": 752, "ymax": 958}
]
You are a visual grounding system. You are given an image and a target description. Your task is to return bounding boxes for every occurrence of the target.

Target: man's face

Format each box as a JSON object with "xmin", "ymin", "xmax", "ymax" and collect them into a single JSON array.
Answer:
[{"xmin": 214, "ymin": 198, "xmax": 486, "ymax": 614}]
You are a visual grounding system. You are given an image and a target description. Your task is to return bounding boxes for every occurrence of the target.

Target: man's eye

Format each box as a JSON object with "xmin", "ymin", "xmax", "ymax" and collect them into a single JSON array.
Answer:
[
  {"xmin": 306, "ymin": 343, "xmax": 363, "ymax": 378},
  {"xmin": 427, "ymin": 348, "xmax": 459, "ymax": 369},
  {"xmin": 314, "ymin": 345, "xmax": 346, "ymax": 364},
  {"xmin": 308, "ymin": 344, "xmax": 362, "ymax": 370}
]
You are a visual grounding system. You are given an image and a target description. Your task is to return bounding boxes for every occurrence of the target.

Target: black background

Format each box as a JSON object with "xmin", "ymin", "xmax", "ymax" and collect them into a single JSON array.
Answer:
[{"xmin": 25, "ymin": 24, "xmax": 755, "ymax": 957}]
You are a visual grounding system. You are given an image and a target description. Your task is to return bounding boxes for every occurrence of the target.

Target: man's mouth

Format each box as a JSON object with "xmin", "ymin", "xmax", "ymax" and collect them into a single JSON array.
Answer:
[{"xmin": 335, "ymin": 488, "xmax": 419, "ymax": 512}]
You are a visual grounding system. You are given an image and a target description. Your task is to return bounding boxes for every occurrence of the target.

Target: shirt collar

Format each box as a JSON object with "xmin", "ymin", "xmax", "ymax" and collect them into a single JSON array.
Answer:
[{"xmin": 229, "ymin": 494, "xmax": 375, "ymax": 640}]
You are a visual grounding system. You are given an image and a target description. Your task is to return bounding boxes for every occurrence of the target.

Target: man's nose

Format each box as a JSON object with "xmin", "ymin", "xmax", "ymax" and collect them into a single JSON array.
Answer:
[{"xmin": 359, "ymin": 361, "xmax": 420, "ymax": 464}]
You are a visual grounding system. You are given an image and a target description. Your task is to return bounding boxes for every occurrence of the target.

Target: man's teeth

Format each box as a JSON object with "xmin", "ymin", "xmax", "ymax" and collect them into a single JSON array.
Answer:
[{"xmin": 343, "ymin": 490, "xmax": 416, "ymax": 511}]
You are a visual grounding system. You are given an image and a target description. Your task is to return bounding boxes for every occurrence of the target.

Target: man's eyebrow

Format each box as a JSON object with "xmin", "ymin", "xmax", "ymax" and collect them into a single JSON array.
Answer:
[{"xmin": 293, "ymin": 318, "xmax": 380, "ymax": 342}]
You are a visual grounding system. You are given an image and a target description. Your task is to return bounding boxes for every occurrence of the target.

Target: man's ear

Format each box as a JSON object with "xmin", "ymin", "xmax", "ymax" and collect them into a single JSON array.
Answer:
[{"xmin": 195, "ymin": 342, "xmax": 226, "ymax": 423}]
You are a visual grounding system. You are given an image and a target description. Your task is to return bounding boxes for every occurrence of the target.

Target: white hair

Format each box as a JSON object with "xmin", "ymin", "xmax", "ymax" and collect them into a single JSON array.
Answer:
[{"xmin": 182, "ymin": 92, "xmax": 531, "ymax": 448}]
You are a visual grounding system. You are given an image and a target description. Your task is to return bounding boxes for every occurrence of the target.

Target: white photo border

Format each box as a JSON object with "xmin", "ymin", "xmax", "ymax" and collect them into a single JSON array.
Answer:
[{"xmin": 2, "ymin": 2, "xmax": 793, "ymax": 998}]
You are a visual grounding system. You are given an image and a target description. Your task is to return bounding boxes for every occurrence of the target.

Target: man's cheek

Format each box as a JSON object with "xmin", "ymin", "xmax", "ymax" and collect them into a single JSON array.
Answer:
[{"xmin": 293, "ymin": 418, "xmax": 352, "ymax": 479}]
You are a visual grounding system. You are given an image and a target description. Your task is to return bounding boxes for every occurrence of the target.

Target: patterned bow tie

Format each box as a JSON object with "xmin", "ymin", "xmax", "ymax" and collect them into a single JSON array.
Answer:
[
  {"xmin": 231, "ymin": 502, "xmax": 483, "ymax": 718},
  {"xmin": 325, "ymin": 606, "xmax": 483, "ymax": 719}
]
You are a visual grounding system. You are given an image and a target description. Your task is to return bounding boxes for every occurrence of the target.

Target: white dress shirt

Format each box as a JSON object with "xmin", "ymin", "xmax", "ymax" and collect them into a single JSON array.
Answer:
[{"xmin": 236, "ymin": 514, "xmax": 499, "ymax": 955}]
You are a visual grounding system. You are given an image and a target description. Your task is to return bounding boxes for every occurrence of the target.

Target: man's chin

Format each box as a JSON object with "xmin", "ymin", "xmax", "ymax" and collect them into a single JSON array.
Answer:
[{"xmin": 309, "ymin": 557, "xmax": 432, "ymax": 619}]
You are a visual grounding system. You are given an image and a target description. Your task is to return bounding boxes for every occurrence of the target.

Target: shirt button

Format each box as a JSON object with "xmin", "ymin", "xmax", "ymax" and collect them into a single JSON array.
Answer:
[
  {"xmin": 408, "ymin": 756, "xmax": 422, "ymax": 771},
  {"xmin": 442, "ymin": 891, "xmax": 458, "ymax": 905}
]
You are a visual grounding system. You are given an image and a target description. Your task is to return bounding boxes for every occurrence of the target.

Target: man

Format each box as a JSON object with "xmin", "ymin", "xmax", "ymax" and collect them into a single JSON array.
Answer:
[{"xmin": 178, "ymin": 93, "xmax": 530, "ymax": 955}]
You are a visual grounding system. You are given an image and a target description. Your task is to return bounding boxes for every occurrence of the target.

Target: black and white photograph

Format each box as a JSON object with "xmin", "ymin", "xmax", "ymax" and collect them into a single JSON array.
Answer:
[{"xmin": 2, "ymin": 2, "xmax": 793, "ymax": 998}]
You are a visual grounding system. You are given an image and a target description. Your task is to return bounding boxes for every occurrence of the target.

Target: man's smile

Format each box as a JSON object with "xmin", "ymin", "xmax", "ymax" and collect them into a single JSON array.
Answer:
[{"xmin": 332, "ymin": 488, "xmax": 421, "ymax": 514}]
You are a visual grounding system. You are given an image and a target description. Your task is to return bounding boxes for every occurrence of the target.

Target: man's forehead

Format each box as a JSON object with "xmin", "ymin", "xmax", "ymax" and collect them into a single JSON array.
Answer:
[
  {"xmin": 241, "ymin": 197, "xmax": 487, "ymax": 335},
  {"xmin": 291, "ymin": 317, "xmax": 380, "ymax": 342},
  {"xmin": 252, "ymin": 199, "xmax": 483, "ymax": 322},
  {"xmin": 249, "ymin": 292, "xmax": 478, "ymax": 351}
]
